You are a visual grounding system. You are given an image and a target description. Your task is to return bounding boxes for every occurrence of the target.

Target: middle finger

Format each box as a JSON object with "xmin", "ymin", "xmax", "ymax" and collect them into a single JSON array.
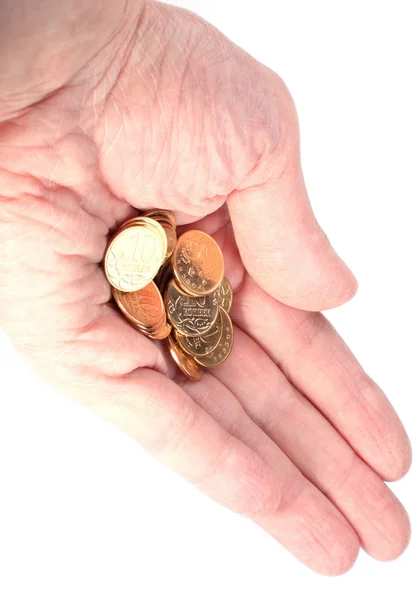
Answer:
[{"xmin": 212, "ymin": 326, "xmax": 410, "ymax": 561}]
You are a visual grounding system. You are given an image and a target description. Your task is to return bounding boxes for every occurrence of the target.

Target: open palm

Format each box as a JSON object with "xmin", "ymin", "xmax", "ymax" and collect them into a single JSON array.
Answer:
[{"xmin": 0, "ymin": 0, "xmax": 411, "ymax": 574}]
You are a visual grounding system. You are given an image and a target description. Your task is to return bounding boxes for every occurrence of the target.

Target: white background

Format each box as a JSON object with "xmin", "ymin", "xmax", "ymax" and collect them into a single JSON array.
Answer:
[{"xmin": 1, "ymin": 1, "xmax": 417, "ymax": 598}]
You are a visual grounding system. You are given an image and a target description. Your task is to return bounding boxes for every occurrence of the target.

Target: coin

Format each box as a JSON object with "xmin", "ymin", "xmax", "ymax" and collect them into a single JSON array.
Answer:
[
  {"xmin": 112, "ymin": 281, "xmax": 166, "ymax": 331},
  {"xmin": 167, "ymin": 335, "xmax": 203, "ymax": 381},
  {"xmin": 161, "ymin": 223, "xmax": 177, "ymax": 260},
  {"xmin": 143, "ymin": 209, "xmax": 176, "ymax": 229},
  {"xmin": 117, "ymin": 216, "xmax": 144, "ymax": 231},
  {"xmin": 137, "ymin": 217, "xmax": 168, "ymax": 258},
  {"xmin": 118, "ymin": 217, "xmax": 168, "ymax": 259},
  {"xmin": 148, "ymin": 321, "xmax": 172, "ymax": 340},
  {"xmin": 194, "ymin": 308, "xmax": 233, "ymax": 367},
  {"xmin": 105, "ymin": 212, "xmax": 234, "ymax": 376},
  {"xmin": 213, "ymin": 278, "xmax": 233, "ymax": 313},
  {"xmin": 165, "ymin": 278, "xmax": 218, "ymax": 337},
  {"xmin": 156, "ymin": 259, "xmax": 173, "ymax": 293},
  {"xmin": 173, "ymin": 230, "xmax": 224, "ymax": 296},
  {"xmin": 176, "ymin": 309, "xmax": 223, "ymax": 357},
  {"xmin": 136, "ymin": 213, "xmax": 176, "ymax": 260},
  {"xmin": 130, "ymin": 319, "xmax": 171, "ymax": 340},
  {"xmin": 105, "ymin": 224, "xmax": 166, "ymax": 292}
]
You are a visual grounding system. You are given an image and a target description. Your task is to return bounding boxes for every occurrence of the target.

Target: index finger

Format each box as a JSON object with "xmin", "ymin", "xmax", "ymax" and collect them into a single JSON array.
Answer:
[{"xmin": 232, "ymin": 276, "xmax": 412, "ymax": 482}]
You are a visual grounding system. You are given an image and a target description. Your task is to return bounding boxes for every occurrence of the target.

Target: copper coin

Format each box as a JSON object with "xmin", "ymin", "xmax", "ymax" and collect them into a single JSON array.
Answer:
[
  {"xmin": 167, "ymin": 335, "xmax": 203, "ymax": 381},
  {"xmin": 105, "ymin": 224, "xmax": 166, "ymax": 292},
  {"xmin": 162, "ymin": 223, "xmax": 177, "ymax": 260},
  {"xmin": 136, "ymin": 214, "xmax": 176, "ymax": 260},
  {"xmin": 173, "ymin": 230, "xmax": 224, "ymax": 296},
  {"xmin": 116, "ymin": 216, "xmax": 144, "ymax": 231},
  {"xmin": 213, "ymin": 278, "xmax": 233, "ymax": 313},
  {"xmin": 165, "ymin": 279, "xmax": 218, "ymax": 337},
  {"xmin": 149, "ymin": 322, "xmax": 172, "ymax": 340},
  {"xmin": 176, "ymin": 310, "xmax": 223, "ymax": 357},
  {"xmin": 156, "ymin": 259, "xmax": 173, "ymax": 293},
  {"xmin": 195, "ymin": 308, "xmax": 233, "ymax": 368},
  {"xmin": 112, "ymin": 281, "xmax": 166, "ymax": 330},
  {"xmin": 130, "ymin": 319, "xmax": 170, "ymax": 340},
  {"xmin": 143, "ymin": 209, "xmax": 176, "ymax": 229}
]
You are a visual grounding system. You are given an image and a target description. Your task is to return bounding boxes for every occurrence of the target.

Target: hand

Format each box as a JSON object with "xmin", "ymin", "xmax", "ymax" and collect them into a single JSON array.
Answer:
[{"xmin": 0, "ymin": 0, "xmax": 411, "ymax": 574}]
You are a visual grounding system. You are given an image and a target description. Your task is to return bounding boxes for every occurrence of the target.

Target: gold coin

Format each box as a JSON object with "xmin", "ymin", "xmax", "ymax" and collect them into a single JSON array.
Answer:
[
  {"xmin": 143, "ymin": 209, "xmax": 176, "ymax": 229},
  {"xmin": 165, "ymin": 278, "xmax": 218, "ymax": 337},
  {"xmin": 148, "ymin": 322, "xmax": 172, "ymax": 340},
  {"xmin": 118, "ymin": 217, "xmax": 168, "ymax": 258},
  {"xmin": 176, "ymin": 310, "xmax": 223, "ymax": 357},
  {"xmin": 120, "ymin": 214, "xmax": 175, "ymax": 272},
  {"xmin": 156, "ymin": 259, "xmax": 173, "ymax": 293},
  {"xmin": 137, "ymin": 213, "xmax": 176, "ymax": 261},
  {"xmin": 112, "ymin": 281, "xmax": 166, "ymax": 330},
  {"xmin": 123, "ymin": 310, "xmax": 168, "ymax": 339},
  {"xmin": 117, "ymin": 216, "xmax": 143, "ymax": 231},
  {"xmin": 105, "ymin": 225, "xmax": 166, "ymax": 292},
  {"xmin": 137, "ymin": 217, "xmax": 168, "ymax": 258},
  {"xmin": 173, "ymin": 230, "xmax": 224, "ymax": 296},
  {"xmin": 167, "ymin": 335, "xmax": 203, "ymax": 381},
  {"xmin": 162, "ymin": 223, "xmax": 177, "ymax": 260},
  {"xmin": 213, "ymin": 278, "xmax": 233, "ymax": 313},
  {"xmin": 195, "ymin": 308, "xmax": 233, "ymax": 368}
]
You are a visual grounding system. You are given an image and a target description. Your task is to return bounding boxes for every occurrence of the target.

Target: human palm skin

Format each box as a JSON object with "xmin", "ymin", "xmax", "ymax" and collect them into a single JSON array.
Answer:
[{"xmin": 0, "ymin": 0, "xmax": 412, "ymax": 575}]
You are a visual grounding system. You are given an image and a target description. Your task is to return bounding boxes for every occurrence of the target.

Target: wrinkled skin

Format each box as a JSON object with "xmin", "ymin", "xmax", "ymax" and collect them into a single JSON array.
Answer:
[{"xmin": 0, "ymin": 0, "xmax": 412, "ymax": 575}]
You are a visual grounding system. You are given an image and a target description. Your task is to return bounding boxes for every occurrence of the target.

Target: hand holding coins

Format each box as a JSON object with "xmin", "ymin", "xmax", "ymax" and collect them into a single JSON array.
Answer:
[{"xmin": 104, "ymin": 211, "xmax": 233, "ymax": 381}]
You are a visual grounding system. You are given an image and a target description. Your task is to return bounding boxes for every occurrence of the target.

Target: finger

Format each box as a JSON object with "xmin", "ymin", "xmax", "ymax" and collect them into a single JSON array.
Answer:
[
  {"xmin": 50, "ymin": 287, "xmax": 360, "ymax": 576},
  {"xmin": 181, "ymin": 375, "xmax": 359, "ymax": 574},
  {"xmin": 227, "ymin": 79, "xmax": 357, "ymax": 311},
  {"xmin": 98, "ymin": 368, "xmax": 358, "ymax": 576},
  {"xmin": 232, "ymin": 276, "xmax": 412, "ymax": 482},
  {"xmin": 64, "ymin": 304, "xmax": 359, "ymax": 574},
  {"xmin": 212, "ymin": 327, "xmax": 410, "ymax": 561}
]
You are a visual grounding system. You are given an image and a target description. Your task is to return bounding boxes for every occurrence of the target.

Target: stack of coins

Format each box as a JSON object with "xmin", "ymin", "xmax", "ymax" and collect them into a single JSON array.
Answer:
[{"xmin": 104, "ymin": 211, "xmax": 234, "ymax": 381}]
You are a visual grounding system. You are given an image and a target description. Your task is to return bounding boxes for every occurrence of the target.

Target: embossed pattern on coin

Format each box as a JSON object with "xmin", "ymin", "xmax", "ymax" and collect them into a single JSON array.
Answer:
[
  {"xmin": 105, "ymin": 225, "xmax": 165, "ymax": 292},
  {"xmin": 103, "ymin": 210, "xmax": 233, "ymax": 380},
  {"xmin": 195, "ymin": 308, "xmax": 233, "ymax": 367},
  {"xmin": 112, "ymin": 281, "xmax": 165, "ymax": 329},
  {"xmin": 176, "ymin": 309, "xmax": 223, "ymax": 357},
  {"xmin": 166, "ymin": 278, "xmax": 218, "ymax": 337},
  {"xmin": 167, "ymin": 335, "xmax": 203, "ymax": 381},
  {"xmin": 173, "ymin": 230, "xmax": 224, "ymax": 296},
  {"xmin": 213, "ymin": 278, "xmax": 233, "ymax": 313},
  {"xmin": 118, "ymin": 217, "xmax": 168, "ymax": 260}
]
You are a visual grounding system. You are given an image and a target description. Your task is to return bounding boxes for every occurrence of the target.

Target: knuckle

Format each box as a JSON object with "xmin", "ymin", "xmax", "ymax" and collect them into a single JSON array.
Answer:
[
  {"xmin": 194, "ymin": 442, "xmax": 282, "ymax": 519},
  {"xmin": 231, "ymin": 466, "xmax": 282, "ymax": 519},
  {"xmin": 192, "ymin": 437, "xmax": 236, "ymax": 487},
  {"xmin": 147, "ymin": 394, "xmax": 197, "ymax": 457},
  {"xmin": 240, "ymin": 488, "xmax": 281, "ymax": 520},
  {"xmin": 328, "ymin": 452, "xmax": 357, "ymax": 490}
]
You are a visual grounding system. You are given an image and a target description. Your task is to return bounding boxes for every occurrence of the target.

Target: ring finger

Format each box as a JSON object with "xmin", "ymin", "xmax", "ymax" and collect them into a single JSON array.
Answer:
[{"xmin": 211, "ymin": 326, "xmax": 410, "ymax": 561}]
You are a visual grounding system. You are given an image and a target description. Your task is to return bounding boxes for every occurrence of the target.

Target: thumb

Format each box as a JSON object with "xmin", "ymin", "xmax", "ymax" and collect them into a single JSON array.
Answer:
[{"xmin": 227, "ymin": 105, "xmax": 357, "ymax": 312}]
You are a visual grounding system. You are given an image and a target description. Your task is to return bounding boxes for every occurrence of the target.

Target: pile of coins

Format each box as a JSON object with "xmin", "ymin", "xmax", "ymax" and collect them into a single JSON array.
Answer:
[{"xmin": 104, "ymin": 210, "xmax": 233, "ymax": 381}]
